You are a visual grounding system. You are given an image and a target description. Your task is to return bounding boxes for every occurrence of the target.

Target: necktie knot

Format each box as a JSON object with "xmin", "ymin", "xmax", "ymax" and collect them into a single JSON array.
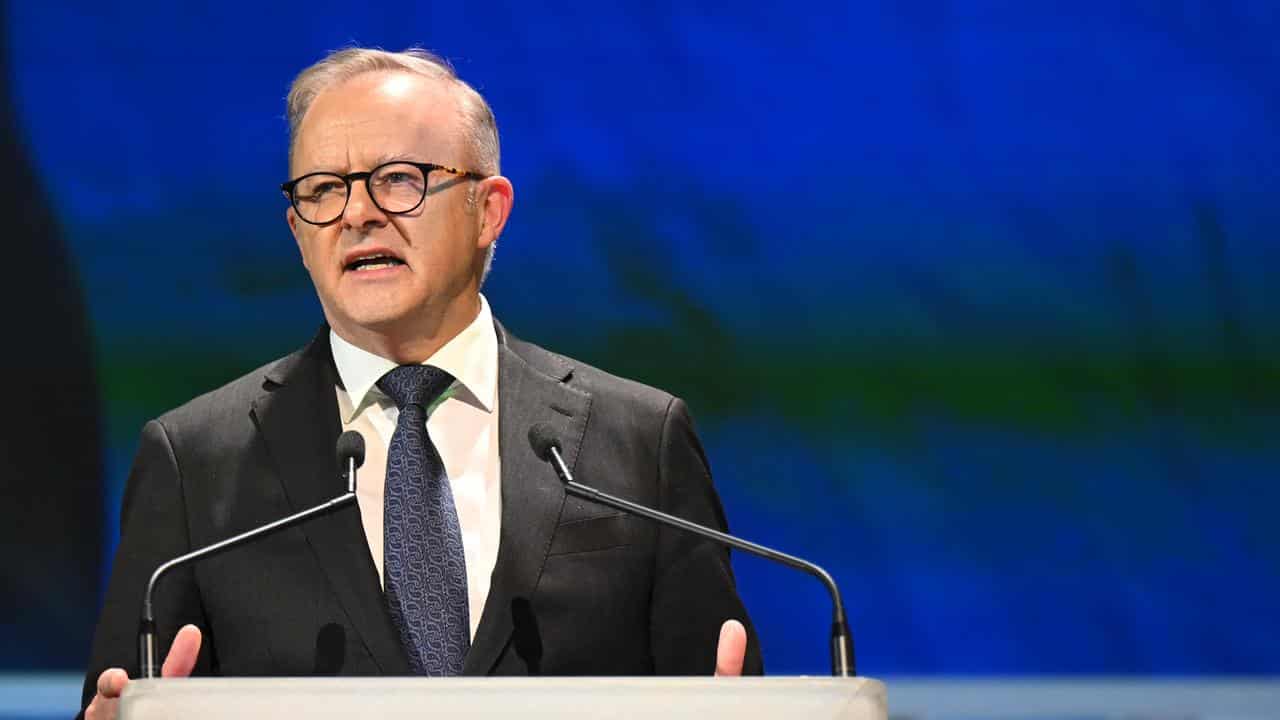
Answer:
[{"xmin": 377, "ymin": 365, "xmax": 455, "ymax": 411}]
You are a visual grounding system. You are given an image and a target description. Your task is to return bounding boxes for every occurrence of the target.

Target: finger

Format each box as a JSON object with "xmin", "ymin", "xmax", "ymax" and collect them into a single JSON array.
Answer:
[
  {"xmin": 161, "ymin": 624, "xmax": 203, "ymax": 678},
  {"xmin": 96, "ymin": 667, "xmax": 129, "ymax": 698},
  {"xmin": 714, "ymin": 619, "xmax": 747, "ymax": 677},
  {"xmin": 85, "ymin": 691, "xmax": 120, "ymax": 720}
]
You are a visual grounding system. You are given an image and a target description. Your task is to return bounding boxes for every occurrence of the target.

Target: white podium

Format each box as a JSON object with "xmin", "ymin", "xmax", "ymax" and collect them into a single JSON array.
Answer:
[{"xmin": 120, "ymin": 676, "xmax": 887, "ymax": 720}]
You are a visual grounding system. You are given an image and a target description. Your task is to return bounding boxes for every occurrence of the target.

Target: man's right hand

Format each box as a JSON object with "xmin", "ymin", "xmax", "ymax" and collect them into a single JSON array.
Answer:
[{"xmin": 85, "ymin": 624, "xmax": 202, "ymax": 720}]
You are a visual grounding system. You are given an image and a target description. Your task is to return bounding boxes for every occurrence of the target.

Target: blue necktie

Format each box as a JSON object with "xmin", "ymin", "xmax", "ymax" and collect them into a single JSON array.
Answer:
[{"xmin": 377, "ymin": 365, "xmax": 470, "ymax": 676}]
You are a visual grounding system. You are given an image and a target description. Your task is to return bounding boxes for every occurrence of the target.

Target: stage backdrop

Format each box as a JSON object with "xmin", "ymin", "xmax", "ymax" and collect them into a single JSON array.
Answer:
[{"xmin": 2, "ymin": 1, "xmax": 1277, "ymax": 675}]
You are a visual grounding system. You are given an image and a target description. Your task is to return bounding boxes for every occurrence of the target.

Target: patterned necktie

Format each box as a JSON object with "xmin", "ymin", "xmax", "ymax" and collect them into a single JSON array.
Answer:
[{"xmin": 377, "ymin": 365, "xmax": 470, "ymax": 676}]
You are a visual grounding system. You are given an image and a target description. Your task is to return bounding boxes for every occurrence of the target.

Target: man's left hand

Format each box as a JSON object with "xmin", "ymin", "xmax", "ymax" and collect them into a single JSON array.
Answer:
[{"xmin": 714, "ymin": 619, "xmax": 747, "ymax": 676}]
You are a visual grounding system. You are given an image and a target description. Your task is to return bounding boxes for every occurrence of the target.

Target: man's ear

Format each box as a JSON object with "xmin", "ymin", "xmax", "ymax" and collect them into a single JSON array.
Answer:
[
  {"xmin": 286, "ymin": 206, "xmax": 310, "ymax": 269},
  {"xmin": 475, "ymin": 176, "xmax": 514, "ymax": 252}
]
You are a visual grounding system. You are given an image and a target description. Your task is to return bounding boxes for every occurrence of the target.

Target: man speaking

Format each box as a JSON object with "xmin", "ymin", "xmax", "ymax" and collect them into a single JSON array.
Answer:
[{"xmin": 81, "ymin": 47, "xmax": 760, "ymax": 719}]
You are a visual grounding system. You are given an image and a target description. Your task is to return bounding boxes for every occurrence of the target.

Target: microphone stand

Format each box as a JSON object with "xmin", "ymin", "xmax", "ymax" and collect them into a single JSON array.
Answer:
[
  {"xmin": 542, "ymin": 443, "xmax": 855, "ymax": 677},
  {"xmin": 138, "ymin": 450, "xmax": 362, "ymax": 678}
]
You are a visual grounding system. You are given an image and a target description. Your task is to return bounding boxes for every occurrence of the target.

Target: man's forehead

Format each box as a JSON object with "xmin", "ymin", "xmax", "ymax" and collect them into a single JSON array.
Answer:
[
  {"xmin": 303, "ymin": 119, "xmax": 435, "ymax": 158},
  {"xmin": 292, "ymin": 70, "xmax": 464, "ymax": 171}
]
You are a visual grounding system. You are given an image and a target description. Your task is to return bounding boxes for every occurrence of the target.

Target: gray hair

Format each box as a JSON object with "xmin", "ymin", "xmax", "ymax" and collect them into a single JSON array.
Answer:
[{"xmin": 286, "ymin": 47, "xmax": 501, "ymax": 280}]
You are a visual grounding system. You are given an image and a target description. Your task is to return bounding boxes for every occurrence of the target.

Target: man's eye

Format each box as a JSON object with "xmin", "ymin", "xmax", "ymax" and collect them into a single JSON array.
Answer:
[
  {"xmin": 301, "ymin": 181, "xmax": 344, "ymax": 199},
  {"xmin": 383, "ymin": 172, "xmax": 416, "ymax": 185}
]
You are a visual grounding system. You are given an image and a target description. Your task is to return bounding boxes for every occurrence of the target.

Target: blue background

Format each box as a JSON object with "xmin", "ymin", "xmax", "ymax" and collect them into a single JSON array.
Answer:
[{"xmin": 2, "ymin": 1, "xmax": 1277, "ymax": 678}]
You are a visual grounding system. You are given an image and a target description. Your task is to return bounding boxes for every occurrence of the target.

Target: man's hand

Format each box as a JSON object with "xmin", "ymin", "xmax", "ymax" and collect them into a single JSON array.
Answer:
[
  {"xmin": 714, "ymin": 619, "xmax": 747, "ymax": 676},
  {"xmin": 85, "ymin": 624, "xmax": 202, "ymax": 720}
]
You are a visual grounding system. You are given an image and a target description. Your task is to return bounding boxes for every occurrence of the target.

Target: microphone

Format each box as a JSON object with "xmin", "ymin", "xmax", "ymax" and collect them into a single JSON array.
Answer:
[
  {"xmin": 528, "ymin": 423, "xmax": 856, "ymax": 677},
  {"xmin": 138, "ymin": 430, "xmax": 367, "ymax": 678},
  {"xmin": 336, "ymin": 430, "xmax": 365, "ymax": 492}
]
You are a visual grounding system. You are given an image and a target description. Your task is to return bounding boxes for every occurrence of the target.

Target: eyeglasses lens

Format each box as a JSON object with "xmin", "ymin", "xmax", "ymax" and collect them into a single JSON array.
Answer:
[{"xmin": 292, "ymin": 162, "xmax": 428, "ymax": 224}]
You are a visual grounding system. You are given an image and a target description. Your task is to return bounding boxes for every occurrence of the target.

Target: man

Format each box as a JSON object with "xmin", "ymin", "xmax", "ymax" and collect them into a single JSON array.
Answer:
[{"xmin": 81, "ymin": 47, "xmax": 761, "ymax": 719}]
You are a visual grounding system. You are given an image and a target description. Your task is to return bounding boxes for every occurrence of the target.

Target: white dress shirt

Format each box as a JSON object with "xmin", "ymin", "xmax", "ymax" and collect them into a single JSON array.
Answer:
[{"xmin": 329, "ymin": 295, "xmax": 501, "ymax": 642}]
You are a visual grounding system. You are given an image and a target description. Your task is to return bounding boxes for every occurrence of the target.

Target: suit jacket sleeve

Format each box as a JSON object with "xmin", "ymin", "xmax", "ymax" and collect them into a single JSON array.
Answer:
[
  {"xmin": 648, "ymin": 397, "xmax": 764, "ymax": 674},
  {"xmin": 79, "ymin": 419, "xmax": 216, "ymax": 715}
]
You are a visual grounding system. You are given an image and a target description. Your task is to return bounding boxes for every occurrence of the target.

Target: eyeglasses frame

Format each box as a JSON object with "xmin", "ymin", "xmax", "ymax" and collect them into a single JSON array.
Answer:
[{"xmin": 280, "ymin": 160, "xmax": 489, "ymax": 225}]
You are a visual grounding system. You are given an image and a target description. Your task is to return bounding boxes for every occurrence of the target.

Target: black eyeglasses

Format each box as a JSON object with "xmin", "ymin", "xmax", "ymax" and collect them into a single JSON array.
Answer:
[{"xmin": 281, "ymin": 161, "xmax": 488, "ymax": 225}]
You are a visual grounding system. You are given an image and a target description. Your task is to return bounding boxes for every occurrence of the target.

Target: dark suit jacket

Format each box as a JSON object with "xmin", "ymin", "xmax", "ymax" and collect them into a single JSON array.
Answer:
[{"xmin": 80, "ymin": 322, "xmax": 761, "ymax": 711}]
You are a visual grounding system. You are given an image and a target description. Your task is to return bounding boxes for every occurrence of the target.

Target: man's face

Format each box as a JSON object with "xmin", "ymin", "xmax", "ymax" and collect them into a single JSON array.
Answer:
[{"xmin": 287, "ymin": 71, "xmax": 494, "ymax": 346}]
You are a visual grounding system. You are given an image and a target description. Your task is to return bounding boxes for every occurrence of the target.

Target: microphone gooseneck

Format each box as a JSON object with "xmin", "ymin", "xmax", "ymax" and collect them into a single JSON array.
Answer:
[
  {"xmin": 138, "ymin": 431, "xmax": 366, "ymax": 678},
  {"xmin": 526, "ymin": 422, "xmax": 856, "ymax": 677}
]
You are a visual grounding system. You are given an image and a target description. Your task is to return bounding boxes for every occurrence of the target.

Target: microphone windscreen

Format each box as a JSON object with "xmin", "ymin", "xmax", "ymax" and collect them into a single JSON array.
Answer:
[
  {"xmin": 336, "ymin": 430, "xmax": 366, "ymax": 469},
  {"xmin": 527, "ymin": 423, "xmax": 561, "ymax": 461}
]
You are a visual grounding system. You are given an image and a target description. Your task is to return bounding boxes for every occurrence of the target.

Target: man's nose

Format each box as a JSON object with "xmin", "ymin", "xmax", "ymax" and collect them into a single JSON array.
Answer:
[{"xmin": 342, "ymin": 178, "xmax": 388, "ymax": 229}]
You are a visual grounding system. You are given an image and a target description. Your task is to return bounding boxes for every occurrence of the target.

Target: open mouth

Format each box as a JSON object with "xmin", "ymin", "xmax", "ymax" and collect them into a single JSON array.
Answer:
[{"xmin": 345, "ymin": 254, "xmax": 406, "ymax": 272}]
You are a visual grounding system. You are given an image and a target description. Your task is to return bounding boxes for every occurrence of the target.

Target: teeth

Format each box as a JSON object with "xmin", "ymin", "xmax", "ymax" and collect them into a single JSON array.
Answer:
[{"xmin": 347, "ymin": 253, "xmax": 404, "ymax": 271}]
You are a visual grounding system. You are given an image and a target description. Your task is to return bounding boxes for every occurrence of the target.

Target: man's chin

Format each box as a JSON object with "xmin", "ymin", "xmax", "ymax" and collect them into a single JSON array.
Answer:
[
  {"xmin": 339, "ymin": 312, "xmax": 413, "ymax": 333},
  {"xmin": 326, "ymin": 303, "xmax": 419, "ymax": 336},
  {"xmin": 323, "ymin": 290, "xmax": 476, "ymax": 345}
]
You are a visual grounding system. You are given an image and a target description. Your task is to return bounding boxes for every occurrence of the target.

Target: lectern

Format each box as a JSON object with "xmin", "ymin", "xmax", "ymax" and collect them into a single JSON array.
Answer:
[{"xmin": 120, "ymin": 676, "xmax": 887, "ymax": 720}]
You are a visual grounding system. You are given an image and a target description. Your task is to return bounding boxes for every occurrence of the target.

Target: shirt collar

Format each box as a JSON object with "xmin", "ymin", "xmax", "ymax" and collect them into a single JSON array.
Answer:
[{"xmin": 330, "ymin": 294, "xmax": 498, "ymax": 422}]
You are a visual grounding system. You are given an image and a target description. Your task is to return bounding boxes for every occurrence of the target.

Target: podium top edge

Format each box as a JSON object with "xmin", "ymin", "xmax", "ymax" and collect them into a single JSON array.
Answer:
[
  {"xmin": 125, "ymin": 675, "xmax": 885, "ymax": 695},
  {"xmin": 128, "ymin": 676, "xmax": 881, "ymax": 686}
]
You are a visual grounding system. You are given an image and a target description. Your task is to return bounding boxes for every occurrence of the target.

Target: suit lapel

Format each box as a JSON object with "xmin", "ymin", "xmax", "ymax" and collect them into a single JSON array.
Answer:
[
  {"xmin": 251, "ymin": 331, "xmax": 411, "ymax": 675},
  {"xmin": 463, "ymin": 325, "xmax": 591, "ymax": 674}
]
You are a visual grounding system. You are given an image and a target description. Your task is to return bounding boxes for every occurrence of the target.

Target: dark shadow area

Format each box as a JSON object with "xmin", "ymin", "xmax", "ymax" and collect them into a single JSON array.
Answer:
[
  {"xmin": 510, "ymin": 597, "xmax": 543, "ymax": 674},
  {"xmin": 311, "ymin": 622, "xmax": 346, "ymax": 675},
  {"xmin": 0, "ymin": 6, "xmax": 105, "ymax": 669}
]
